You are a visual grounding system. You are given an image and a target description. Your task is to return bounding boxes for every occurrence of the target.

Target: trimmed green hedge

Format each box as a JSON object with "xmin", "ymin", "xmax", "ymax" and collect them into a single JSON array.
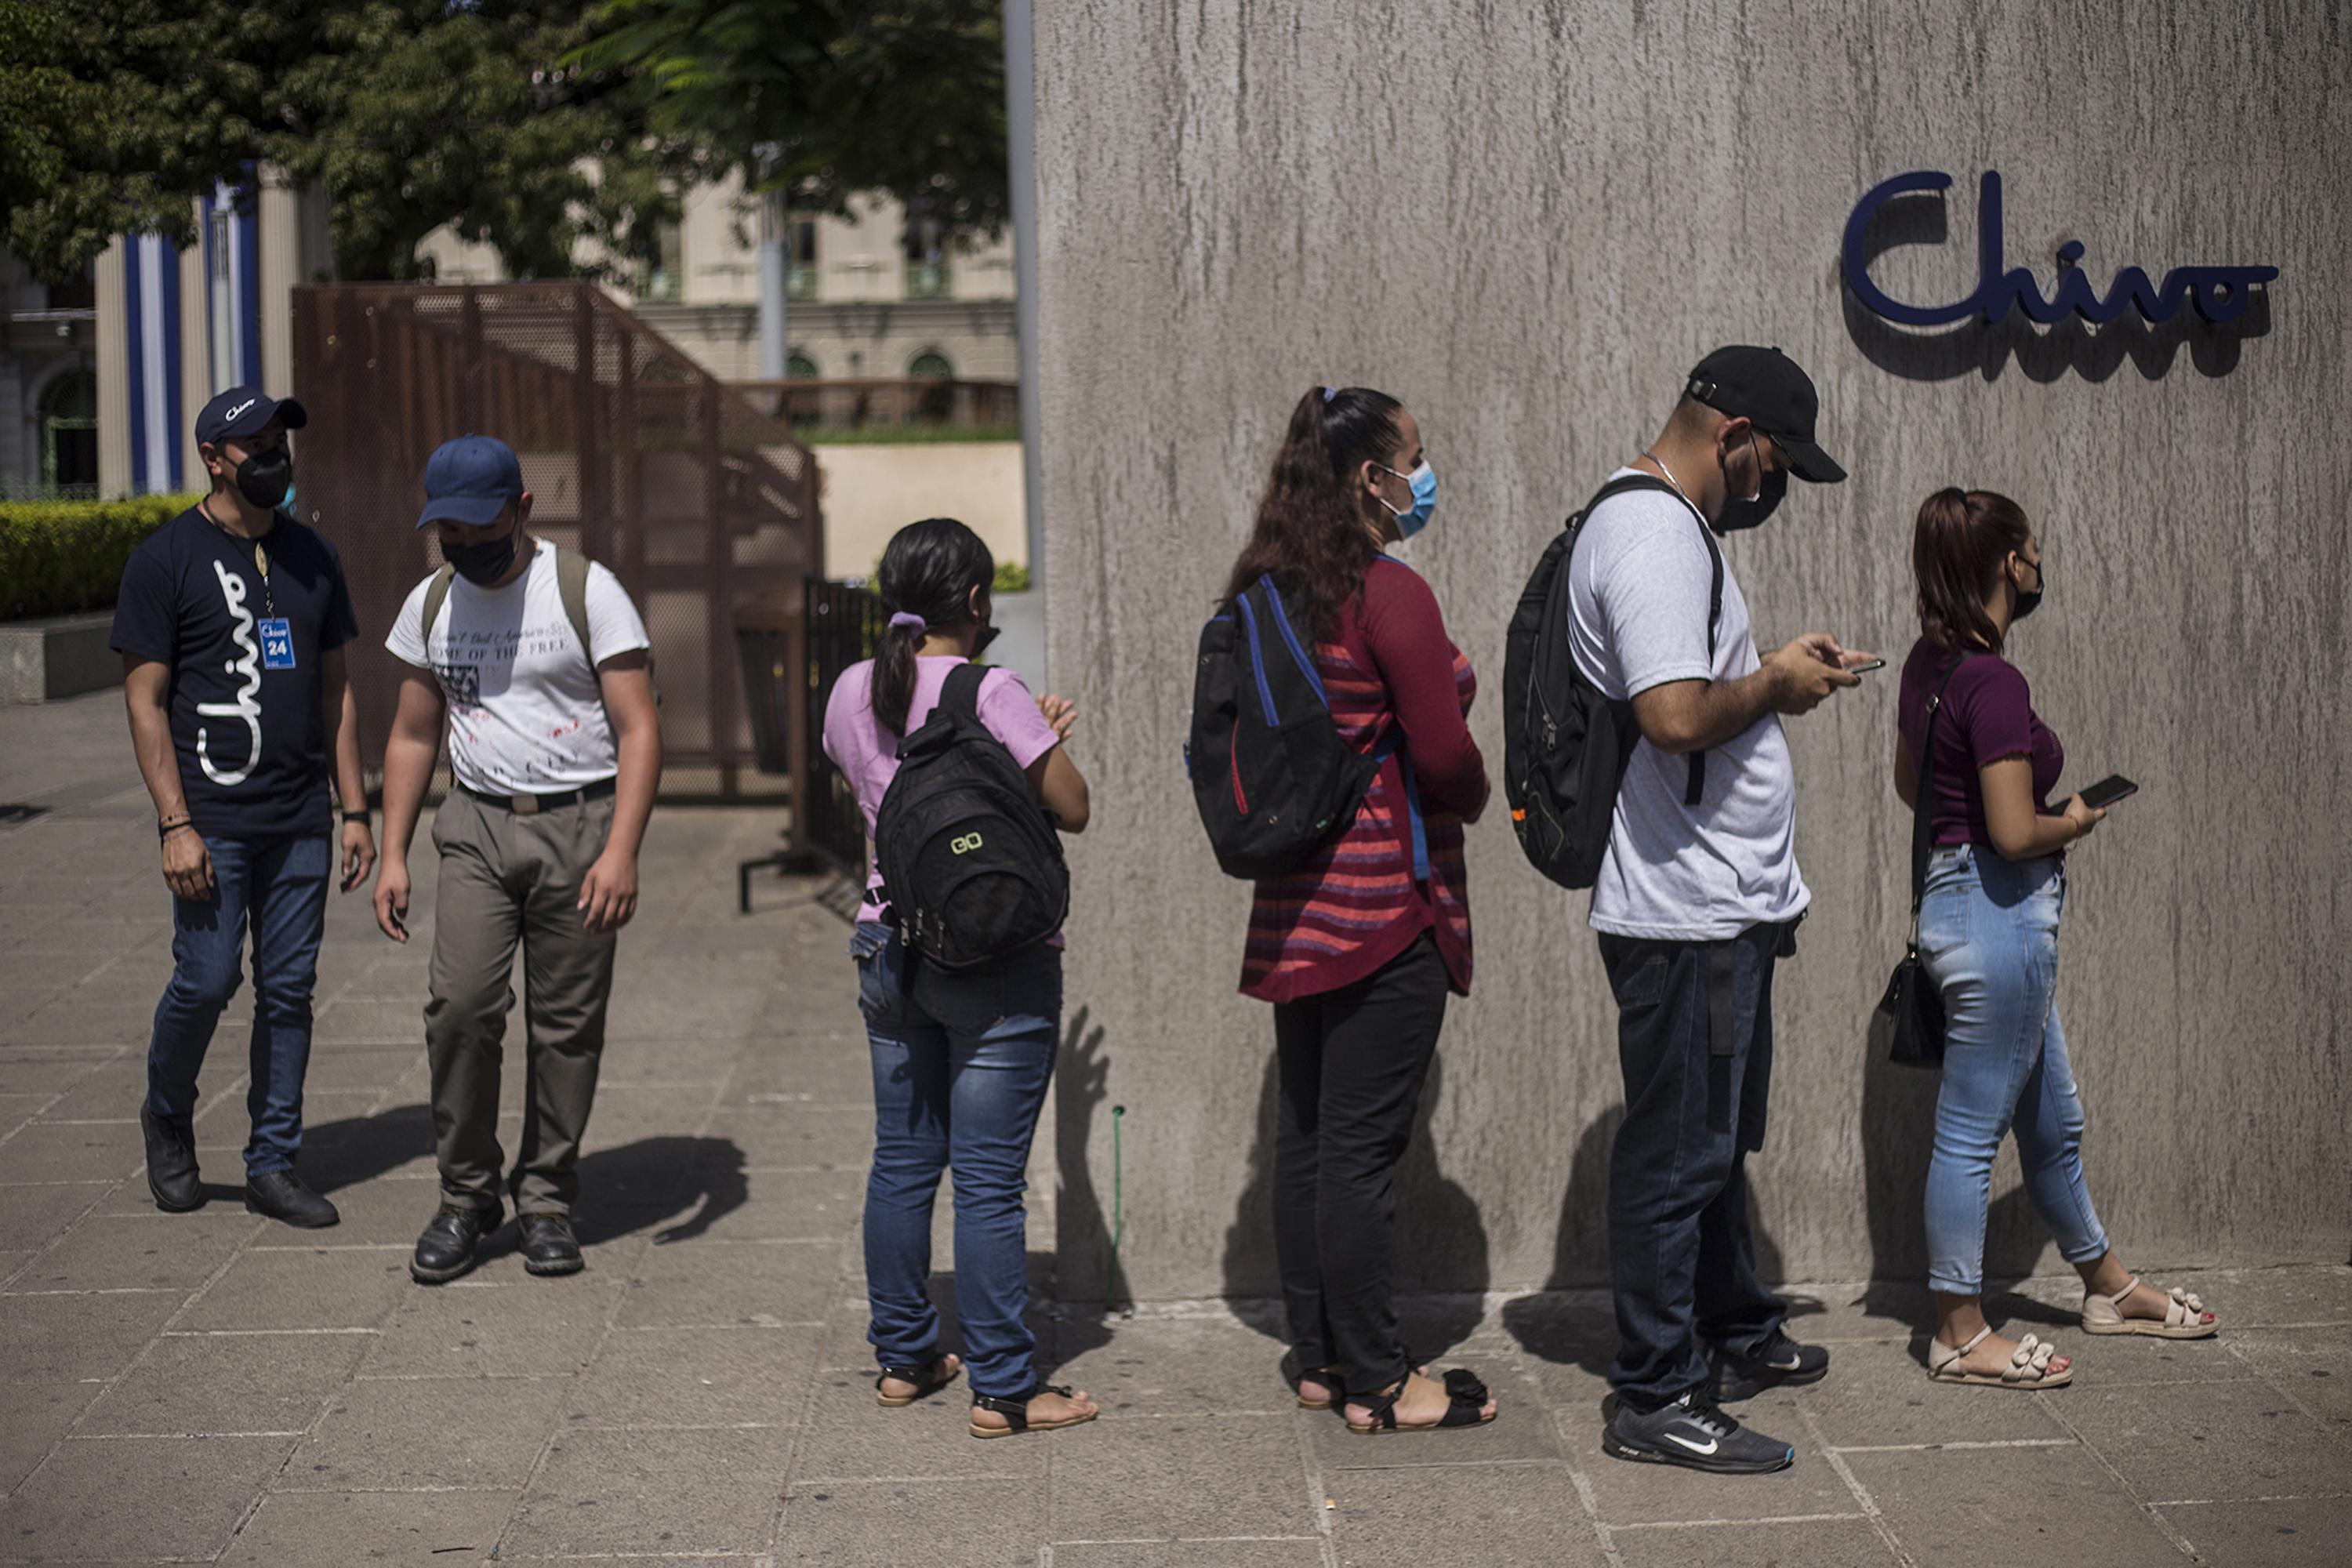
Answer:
[{"xmin": 0, "ymin": 494, "xmax": 200, "ymax": 621}]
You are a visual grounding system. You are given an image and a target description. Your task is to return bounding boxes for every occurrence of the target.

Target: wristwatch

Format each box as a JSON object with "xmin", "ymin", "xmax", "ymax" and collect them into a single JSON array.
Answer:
[{"xmin": 341, "ymin": 810, "xmax": 371, "ymax": 826}]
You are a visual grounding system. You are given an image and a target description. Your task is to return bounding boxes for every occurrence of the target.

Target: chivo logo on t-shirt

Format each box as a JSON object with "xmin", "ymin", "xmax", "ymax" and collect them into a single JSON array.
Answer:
[{"xmin": 196, "ymin": 561, "xmax": 263, "ymax": 786}]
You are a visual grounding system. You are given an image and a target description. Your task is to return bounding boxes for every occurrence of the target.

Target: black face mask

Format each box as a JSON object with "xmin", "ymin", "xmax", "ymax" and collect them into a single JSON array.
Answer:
[
  {"xmin": 972, "ymin": 622, "xmax": 1002, "ymax": 659},
  {"xmin": 1713, "ymin": 465, "xmax": 1787, "ymax": 535},
  {"xmin": 233, "ymin": 447, "xmax": 293, "ymax": 511},
  {"xmin": 443, "ymin": 528, "xmax": 519, "ymax": 586},
  {"xmin": 2011, "ymin": 557, "xmax": 2045, "ymax": 621}
]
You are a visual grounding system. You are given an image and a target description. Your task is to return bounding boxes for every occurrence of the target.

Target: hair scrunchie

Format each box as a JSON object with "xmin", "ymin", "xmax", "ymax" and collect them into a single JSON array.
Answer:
[{"xmin": 888, "ymin": 612, "xmax": 927, "ymax": 633}]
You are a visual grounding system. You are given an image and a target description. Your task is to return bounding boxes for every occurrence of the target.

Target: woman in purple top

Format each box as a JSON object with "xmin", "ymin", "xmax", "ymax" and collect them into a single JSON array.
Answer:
[
  {"xmin": 1893, "ymin": 488, "xmax": 2218, "ymax": 1390},
  {"xmin": 821, "ymin": 517, "xmax": 1098, "ymax": 1438}
]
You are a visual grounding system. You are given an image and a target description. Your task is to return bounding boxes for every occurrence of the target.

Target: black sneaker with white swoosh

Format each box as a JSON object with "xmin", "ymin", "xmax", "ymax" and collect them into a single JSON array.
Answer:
[
  {"xmin": 1708, "ymin": 1327, "xmax": 1831, "ymax": 1403},
  {"xmin": 1602, "ymin": 1391, "xmax": 1795, "ymax": 1474}
]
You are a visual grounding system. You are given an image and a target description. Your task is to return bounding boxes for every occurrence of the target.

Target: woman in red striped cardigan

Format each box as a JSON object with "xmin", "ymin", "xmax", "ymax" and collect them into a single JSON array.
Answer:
[{"xmin": 1225, "ymin": 385, "xmax": 1498, "ymax": 1435}]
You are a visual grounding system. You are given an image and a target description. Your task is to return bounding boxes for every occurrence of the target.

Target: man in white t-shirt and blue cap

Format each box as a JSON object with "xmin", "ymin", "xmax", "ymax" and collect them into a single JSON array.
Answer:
[{"xmin": 371, "ymin": 434, "xmax": 662, "ymax": 1283}]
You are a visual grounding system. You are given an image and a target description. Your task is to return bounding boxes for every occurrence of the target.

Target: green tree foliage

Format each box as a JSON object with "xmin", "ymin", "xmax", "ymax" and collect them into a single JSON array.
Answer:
[
  {"xmin": 578, "ymin": 0, "xmax": 1008, "ymax": 243},
  {"xmin": 0, "ymin": 1, "xmax": 688, "ymax": 287}
]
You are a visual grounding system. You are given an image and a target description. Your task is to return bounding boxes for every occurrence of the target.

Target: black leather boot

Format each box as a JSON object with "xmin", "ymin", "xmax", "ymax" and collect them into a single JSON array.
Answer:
[
  {"xmin": 140, "ymin": 1109, "xmax": 204, "ymax": 1212},
  {"xmin": 244, "ymin": 1169, "xmax": 339, "ymax": 1229},
  {"xmin": 517, "ymin": 1214, "xmax": 584, "ymax": 1277},
  {"xmin": 411, "ymin": 1203, "xmax": 501, "ymax": 1284}
]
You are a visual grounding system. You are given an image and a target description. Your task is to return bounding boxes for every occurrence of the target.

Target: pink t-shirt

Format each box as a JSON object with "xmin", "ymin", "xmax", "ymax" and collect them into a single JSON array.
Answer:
[{"xmin": 821, "ymin": 655, "xmax": 1064, "ymax": 924}]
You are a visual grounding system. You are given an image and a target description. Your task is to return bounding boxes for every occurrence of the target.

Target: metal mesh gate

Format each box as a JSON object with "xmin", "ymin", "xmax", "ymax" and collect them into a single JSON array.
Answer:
[{"xmin": 289, "ymin": 281, "xmax": 822, "ymax": 779}]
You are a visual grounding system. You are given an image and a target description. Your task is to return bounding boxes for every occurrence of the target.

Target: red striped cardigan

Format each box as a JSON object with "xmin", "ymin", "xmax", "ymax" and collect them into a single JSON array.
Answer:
[{"xmin": 1240, "ymin": 558, "xmax": 1486, "ymax": 1003}]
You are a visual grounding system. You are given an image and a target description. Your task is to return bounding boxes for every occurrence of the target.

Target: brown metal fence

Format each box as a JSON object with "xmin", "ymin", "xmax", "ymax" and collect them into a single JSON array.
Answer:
[{"xmin": 289, "ymin": 281, "xmax": 822, "ymax": 782}]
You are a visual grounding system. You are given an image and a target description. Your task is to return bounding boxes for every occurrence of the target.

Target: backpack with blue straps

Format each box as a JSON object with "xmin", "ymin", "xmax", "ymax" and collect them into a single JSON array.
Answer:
[{"xmin": 1185, "ymin": 574, "xmax": 1389, "ymax": 880}]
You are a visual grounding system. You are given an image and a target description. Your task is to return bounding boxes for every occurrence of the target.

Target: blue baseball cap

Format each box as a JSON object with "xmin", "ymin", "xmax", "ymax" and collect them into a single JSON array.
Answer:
[
  {"xmin": 194, "ymin": 387, "xmax": 307, "ymax": 448},
  {"xmin": 416, "ymin": 434, "xmax": 524, "ymax": 529}
]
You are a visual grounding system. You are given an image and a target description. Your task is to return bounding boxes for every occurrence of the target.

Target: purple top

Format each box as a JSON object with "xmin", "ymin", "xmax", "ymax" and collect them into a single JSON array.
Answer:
[
  {"xmin": 1896, "ymin": 639, "xmax": 2066, "ymax": 851},
  {"xmin": 821, "ymin": 655, "xmax": 1064, "ymax": 924}
]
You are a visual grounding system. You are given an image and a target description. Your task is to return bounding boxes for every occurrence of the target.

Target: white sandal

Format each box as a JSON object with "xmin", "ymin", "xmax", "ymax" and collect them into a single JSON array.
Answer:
[
  {"xmin": 1926, "ymin": 1326, "xmax": 2074, "ymax": 1388},
  {"xmin": 2082, "ymin": 1276, "xmax": 2218, "ymax": 1338}
]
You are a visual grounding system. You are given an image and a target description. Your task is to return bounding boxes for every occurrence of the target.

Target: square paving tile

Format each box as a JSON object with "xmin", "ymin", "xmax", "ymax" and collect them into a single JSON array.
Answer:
[
  {"xmin": 0, "ymin": 1434, "xmax": 296, "ymax": 1559},
  {"xmin": 2228, "ymin": 1324, "xmax": 2352, "ymax": 1432},
  {"xmin": 2198, "ymin": 1266, "xmax": 2352, "ymax": 1329},
  {"xmin": 177, "ymin": 1246, "xmax": 410, "ymax": 1331},
  {"xmin": 1051, "ymin": 1544, "xmax": 1329, "ymax": 1568},
  {"xmin": 25, "ymin": 1063, "xmax": 150, "ymax": 1121},
  {"xmin": 660, "ymin": 1166, "xmax": 865, "ymax": 1243},
  {"xmin": 81, "ymin": 1330, "xmax": 368, "ymax": 1436},
  {"xmin": 505, "ymin": 1425, "xmax": 795, "ymax": 1556},
  {"xmin": 0, "ymin": 1051, "xmax": 121, "ymax": 1094},
  {"xmin": 1327, "ymin": 1461, "xmax": 1606, "ymax": 1566},
  {"xmin": 7, "ymin": 1210, "xmax": 260, "ymax": 1292},
  {"xmin": 220, "ymin": 1486, "xmax": 521, "ymax": 1566},
  {"xmin": 0, "ymin": 1286, "xmax": 183, "ymax": 1381},
  {"xmin": 1610, "ymin": 1517, "xmax": 1895, "ymax": 1567},
  {"xmin": 289, "ymin": 1374, "xmax": 571, "ymax": 1490},
  {"xmin": 702, "ymin": 1105, "xmax": 875, "ymax": 1170},
  {"xmin": 0, "ymin": 1381, "xmax": 98, "ymax": 1492},
  {"xmin": 2155, "ymin": 1495, "xmax": 2352, "ymax": 1566},
  {"xmin": 1845, "ymin": 1441, "xmax": 2202, "ymax": 1567},
  {"xmin": 1800, "ymin": 1337, "xmax": 2078, "ymax": 1449},
  {"xmin": 0, "ymin": 1180, "xmax": 111, "ymax": 1247},
  {"xmin": 0, "ymin": 1120, "xmax": 141, "ymax": 1183},
  {"xmin": 1559, "ymin": 1388, "xmax": 1862, "ymax": 1526},
  {"xmin": 363, "ymin": 1279, "xmax": 622, "ymax": 1378},
  {"xmin": 611, "ymin": 1236, "xmax": 844, "ymax": 1327},
  {"xmin": 567, "ymin": 1323, "xmax": 818, "ymax": 1427},
  {"xmin": 1048, "ymin": 1414, "xmax": 1308, "ymax": 1541},
  {"xmin": 2060, "ymin": 1379, "xmax": 2352, "ymax": 1504},
  {"xmin": 791, "ymin": 1367, "xmax": 1045, "ymax": 1482},
  {"xmin": 775, "ymin": 1477, "xmax": 1040, "ymax": 1565},
  {"xmin": 1309, "ymin": 1361, "xmax": 1560, "ymax": 1465},
  {"xmin": 1051, "ymin": 1312, "xmax": 1296, "ymax": 1417}
]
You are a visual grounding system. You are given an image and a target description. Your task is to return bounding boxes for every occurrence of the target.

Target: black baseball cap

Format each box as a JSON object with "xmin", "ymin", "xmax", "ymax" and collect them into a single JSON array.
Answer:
[
  {"xmin": 194, "ymin": 387, "xmax": 307, "ymax": 448},
  {"xmin": 1684, "ymin": 346, "xmax": 1845, "ymax": 484}
]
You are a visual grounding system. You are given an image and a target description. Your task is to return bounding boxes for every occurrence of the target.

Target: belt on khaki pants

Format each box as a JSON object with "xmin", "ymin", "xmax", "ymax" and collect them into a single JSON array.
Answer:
[{"xmin": 456, "ymin": 778, "xmax": 616, "ymax": 815}]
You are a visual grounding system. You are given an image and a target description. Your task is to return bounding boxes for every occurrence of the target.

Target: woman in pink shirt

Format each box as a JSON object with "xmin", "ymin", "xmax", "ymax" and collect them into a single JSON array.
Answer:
[{"xmin": 821, "ymin": 517, "xmax": 1095, "ymax": 1438}]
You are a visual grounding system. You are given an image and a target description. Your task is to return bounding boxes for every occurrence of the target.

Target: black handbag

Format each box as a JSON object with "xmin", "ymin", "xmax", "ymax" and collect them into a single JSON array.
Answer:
[{"xmin": 1873, "ymin": 655, "xmax": 1971, "ymax": 1068}]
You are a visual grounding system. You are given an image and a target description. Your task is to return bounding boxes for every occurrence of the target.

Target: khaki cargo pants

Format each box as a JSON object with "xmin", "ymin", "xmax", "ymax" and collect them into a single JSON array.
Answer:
[{"xmin": 424, "ymin": 788, "xmax": 619, "ymax": 1216}]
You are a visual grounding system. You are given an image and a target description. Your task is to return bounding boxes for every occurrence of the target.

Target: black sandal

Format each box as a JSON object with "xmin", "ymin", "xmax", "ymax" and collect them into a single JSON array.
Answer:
[
  {"xmin": 1345, "ymin": 1367, "xmax": 1496, "ymax": 1435},
  {"xmin": 874, "ymin": 1355, "xmax": 961, "ymax": 1407},
  {"xmin": 968, "ymin": 1382, "xmax": 1099, "ymax": 1439}
]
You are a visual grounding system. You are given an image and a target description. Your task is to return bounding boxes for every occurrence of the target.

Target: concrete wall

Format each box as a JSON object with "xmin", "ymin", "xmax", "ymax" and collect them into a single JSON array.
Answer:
[
  {"xmin": 806, "ymin": 441, "xmax": 1027, "ymax": 582},
  {"xmin": 1034, "ymin": 1, "xmax": 2352, "ymax": 1302}
]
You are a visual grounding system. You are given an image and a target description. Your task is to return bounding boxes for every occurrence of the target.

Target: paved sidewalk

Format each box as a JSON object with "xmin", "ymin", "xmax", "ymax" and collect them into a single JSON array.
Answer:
[{"xmin": 1, "ymin": 690, "xmax": 2347, "ymax": 1566}]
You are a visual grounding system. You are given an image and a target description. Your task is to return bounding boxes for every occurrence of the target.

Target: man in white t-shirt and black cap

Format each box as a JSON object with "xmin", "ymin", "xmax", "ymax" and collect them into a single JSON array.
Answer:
[
  {"xmin": 1566, "ymin": 346, "xmax": 1874, "ymax": 1474},
  {"xmin": 372, "ymin": 434, "xmax": 662, "ymax": 1283}
]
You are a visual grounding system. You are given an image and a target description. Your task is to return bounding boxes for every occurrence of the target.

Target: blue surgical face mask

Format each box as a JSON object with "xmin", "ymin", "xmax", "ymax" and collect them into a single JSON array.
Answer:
[{"xmin": 1377, "ymin": 459, "xmax": 1438, "ymax": 539}]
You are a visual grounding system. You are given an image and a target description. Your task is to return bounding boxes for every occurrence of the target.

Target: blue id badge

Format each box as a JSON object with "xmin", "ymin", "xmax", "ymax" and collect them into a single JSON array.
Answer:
[{"xmin": 258, "ymin": 619, "xmax": 296, "ymax": 670}]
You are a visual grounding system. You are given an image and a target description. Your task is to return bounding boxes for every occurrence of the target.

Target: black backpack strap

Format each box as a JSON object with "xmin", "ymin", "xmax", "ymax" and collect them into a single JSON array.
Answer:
[
  {"xmin": 941, "ymin": 660, "xmax": 991, "ymax": 725},
  {"xmin": 1686, "ymin": 523, "xmax": 1726, "ymax": 805},
  {"xmin": 1908, "ymin": 654, "xmax": 1973, "ymax": 924}
]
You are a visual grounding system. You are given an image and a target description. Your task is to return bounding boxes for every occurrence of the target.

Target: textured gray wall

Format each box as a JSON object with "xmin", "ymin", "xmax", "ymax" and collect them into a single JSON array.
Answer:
[{"xmin": 1034, "ymin": 1, "xmax": 2352, "ymax": 1302}]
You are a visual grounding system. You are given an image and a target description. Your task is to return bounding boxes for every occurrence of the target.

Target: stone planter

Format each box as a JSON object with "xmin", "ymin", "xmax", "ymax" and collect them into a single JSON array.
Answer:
[{"xmin": 2, "ymin": 612, "xmax": 119, "ymax": 703}]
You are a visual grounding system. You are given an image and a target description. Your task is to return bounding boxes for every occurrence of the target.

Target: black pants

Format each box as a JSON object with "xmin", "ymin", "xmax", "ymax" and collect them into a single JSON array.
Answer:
[
  {"xmin": 1599, "ymin": 920, "xmax": 1794, "ymax": 1410},
  {"xmin": 1270, "ymin": 932, "xmax": 1448, "ymax": 1394}
]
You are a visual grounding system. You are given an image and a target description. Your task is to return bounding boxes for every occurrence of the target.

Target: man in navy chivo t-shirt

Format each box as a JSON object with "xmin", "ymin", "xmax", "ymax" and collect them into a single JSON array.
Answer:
[{"xmin": 109, "ymin": 387, "xmax": 376, "ymax": 1228}]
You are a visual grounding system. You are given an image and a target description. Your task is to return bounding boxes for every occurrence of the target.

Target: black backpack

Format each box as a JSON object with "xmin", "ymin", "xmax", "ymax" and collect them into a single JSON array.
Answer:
[
  {"xmin": 1501, "ymin": 474, "xmax": 1722, "ymax": 889},
  {"xmin": 1185, "ymin": 573, "xmax": 1382, "ymax": 880},
  {"xmin": 873, "ymin": 662, "xmax": 1070, "ymax": 971}
]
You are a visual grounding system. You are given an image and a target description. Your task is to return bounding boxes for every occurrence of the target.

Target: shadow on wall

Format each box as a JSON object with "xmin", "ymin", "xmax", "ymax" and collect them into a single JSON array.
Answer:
[
  {"xmin": 1055, "ymin": 1004, "xmax": 1131, "ymax": 1309},
  {"xmin": 1218, "ymin": 1044, "xmax": 1490, "ymax": 1361},
  {"xmin": 1841, "ymin": 191, "xmax": 2273, "ymax": 383}
]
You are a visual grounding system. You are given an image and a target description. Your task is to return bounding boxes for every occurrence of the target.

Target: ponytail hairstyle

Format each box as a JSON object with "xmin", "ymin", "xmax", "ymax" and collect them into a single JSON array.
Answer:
[
  {"xmin": 872, "ymin": 516, "xmax": 996, "ymax": 735},
  {"xmin": 1221, "ymin": 385, "xmax": 1405, "ymax": 637},
  {"xmin": 1912, "ymin": 488, "xmax": 2033, "ymax": 654}
]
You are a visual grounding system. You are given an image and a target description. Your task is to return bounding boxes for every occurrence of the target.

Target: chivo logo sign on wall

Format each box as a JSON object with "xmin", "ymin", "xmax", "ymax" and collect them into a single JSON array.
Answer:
[{"xmin": 1842, "ymin": 171, "xmax": 2278, "ymax": 328}]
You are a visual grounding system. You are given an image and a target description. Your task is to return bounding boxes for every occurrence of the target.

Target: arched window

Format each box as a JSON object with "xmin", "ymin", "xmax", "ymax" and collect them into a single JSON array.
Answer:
[
  {"xmin": 786, "ymin": 351, "xmax": 820, "ymax": 380},
  {"xmin": 907, "ymin": 349, "xmax": 953, "ymax": 379},
  {"xmin": 39, "ymin": 371, "xmax": 99, "ymax": 497}
]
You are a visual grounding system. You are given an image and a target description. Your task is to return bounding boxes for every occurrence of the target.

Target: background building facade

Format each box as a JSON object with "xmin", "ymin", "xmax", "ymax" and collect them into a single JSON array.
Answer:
[{"xmin": 1033, "ymin": 1, "xmax": 2351, "ymax": 1303}]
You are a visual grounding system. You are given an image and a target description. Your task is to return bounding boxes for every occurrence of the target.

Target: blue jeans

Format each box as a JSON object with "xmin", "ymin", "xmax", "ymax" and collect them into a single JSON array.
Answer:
[
  {"xmin": 145, "ymin": 833, "xmax": 332, "ymax": 1178},
  {"xmin": 852, "ymin": 923, "xmax": 1061, "ymax": 1399},
  {"xmin": 1918, "ymin": 844, "xmax": 2111, "ymax": 1296},
  {"xmin": 1599, "ymin": 920, "xmax": 1792, "ymax": 1410}
]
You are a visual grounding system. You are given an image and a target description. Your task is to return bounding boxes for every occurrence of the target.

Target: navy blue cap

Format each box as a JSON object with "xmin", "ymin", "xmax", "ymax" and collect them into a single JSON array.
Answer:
[
  {"xmin": 416, "ymin": 435, "xmax": 524, "ymax": 529},
  {"xmin": 194, "ymin": 387, "xmax": 307, "ymax": 448}
]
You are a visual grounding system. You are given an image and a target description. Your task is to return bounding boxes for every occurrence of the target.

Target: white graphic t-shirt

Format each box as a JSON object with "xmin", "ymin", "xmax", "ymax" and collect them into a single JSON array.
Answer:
[{"xmin": 385, "ymin": 542, "xmax": 652, "ymax": 795}]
